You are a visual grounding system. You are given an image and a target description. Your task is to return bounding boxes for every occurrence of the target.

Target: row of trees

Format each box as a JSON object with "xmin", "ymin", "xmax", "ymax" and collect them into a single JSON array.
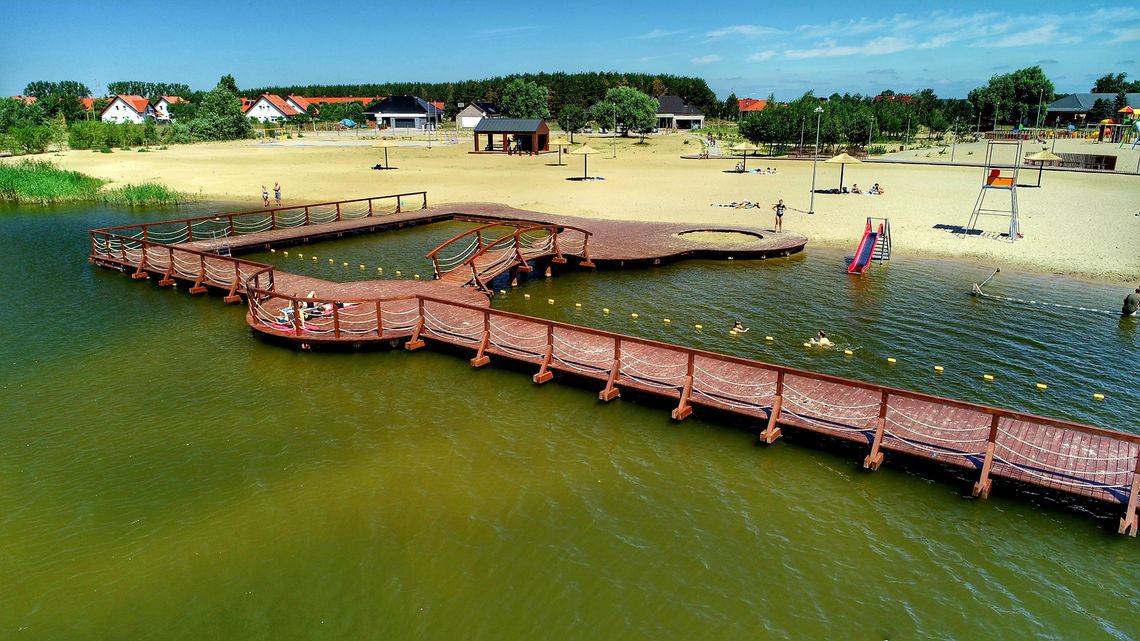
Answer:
[
  {"xmin": 105, "ymin": 81, "xmax": 191, "ymax": 100},
  {"xmin": 494, "ymin": 79, "xmax": 657, "ymax": 141},
  {"xmin": 248, "ymin": 72, "xmax": 716, "ymax": 121}
]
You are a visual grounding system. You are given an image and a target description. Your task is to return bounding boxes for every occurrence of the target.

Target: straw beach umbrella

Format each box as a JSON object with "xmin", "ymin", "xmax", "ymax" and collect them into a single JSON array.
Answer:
[
  {"xmin": 1024, "ymin": 148, "xmax": 1063, "ymax": 187},
  {"xmin": 569, "ymin": 144, "xmax": 600, "ymax": 179},
  {"xmin": 730, "ymin": 142, "xmax": 760, "ymax": 172},
  {"xmin": 548, "ymin": 136, "xmax": 572, "ymax": 166},
  {"xmin": 373, "ymin": 139, "xmax": 399, "ymax": 169},
  {"xmin": 825, "ymin": 152, "xmax": 862, "ymax": 191}
]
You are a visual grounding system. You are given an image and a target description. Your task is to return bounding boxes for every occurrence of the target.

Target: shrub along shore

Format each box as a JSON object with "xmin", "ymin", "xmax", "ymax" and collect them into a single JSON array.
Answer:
[{"xmin": 0, "ymin": 159, "xmax": 184, "ymax": 205}]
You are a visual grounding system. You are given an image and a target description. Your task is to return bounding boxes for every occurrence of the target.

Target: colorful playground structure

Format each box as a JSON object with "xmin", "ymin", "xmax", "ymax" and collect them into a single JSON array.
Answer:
[
  {"xmin": 967, "ymin": 140, "xmax": 1022, "ymax": 240},
  {"xmin": 848, "ymin": 217, "xmax": 891, "ymax": 275}
]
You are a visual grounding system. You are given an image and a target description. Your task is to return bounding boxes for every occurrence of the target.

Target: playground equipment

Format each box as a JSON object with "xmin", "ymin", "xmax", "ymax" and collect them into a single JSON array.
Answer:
[
  {"xmin": 967, "ymin": 140, "xmax": 1021, "ymax": 241},
  {"xmin": 848, "ymin": 217, "xmax": 891, "ymax": 275}
]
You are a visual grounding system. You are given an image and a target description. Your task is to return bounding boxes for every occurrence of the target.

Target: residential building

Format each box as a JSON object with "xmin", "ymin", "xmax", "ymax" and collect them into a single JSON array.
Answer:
[
  {"xmin": 456, "ymin": 100, "xmax": 501, "ymax": 129},
  {"xmin": 656, "ymin": 95, "xmax": 704, "ymax": 130},
  {"xmin": 153, "ymin": 96, "xmax": 188, "ymax": 122},
  {"xmin": 243, "ymin": 94, "xmax": 300, "ymax": 122},
  {"xmin": 100, "ymin": 95, "xmax": 154, "ymax": 124},
  {"xmin": 363, "ymin": 96, "xmax": 444, "ymax": 130}
]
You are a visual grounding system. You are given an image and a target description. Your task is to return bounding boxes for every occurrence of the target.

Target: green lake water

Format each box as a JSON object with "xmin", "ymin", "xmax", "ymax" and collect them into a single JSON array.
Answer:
[{"xmin": 1, "ymin": 203, "xmax": 1137, "ymax": 640}]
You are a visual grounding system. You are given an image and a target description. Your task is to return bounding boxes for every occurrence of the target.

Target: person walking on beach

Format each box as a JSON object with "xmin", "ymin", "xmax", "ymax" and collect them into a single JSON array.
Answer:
[
  {"xmin": 771, "ymin": 199, "xmax": 786, "ymax": 233},
  {"xmin": 1123, "ymin": 286, "xmax": 1140, "ymax": 317},
  {"xmin": 273, "ymin": 182, "xmax": 282, "ymax": 207},
  {"xmin": 261, "ymin": 185, "xmax": 270, "ymax": 207}
]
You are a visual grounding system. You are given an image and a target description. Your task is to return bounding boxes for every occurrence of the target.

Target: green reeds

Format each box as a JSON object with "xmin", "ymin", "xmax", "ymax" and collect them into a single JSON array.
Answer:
[
  {"xmin": 0, "ymin": 159, "xmax": 104, "ymax": 204},
  {"xmin": 0, "ymin": 160, "xmax": 186, "ymax": 206}
]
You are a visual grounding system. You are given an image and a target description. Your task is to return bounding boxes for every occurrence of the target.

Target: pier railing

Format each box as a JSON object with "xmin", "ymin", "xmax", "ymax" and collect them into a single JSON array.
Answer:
[
  {"xmin": 242, "ymin": 289, "xmax": 1140, "ymax": 534},
  {"xmin": 90, "ymin": 192, "xmax": 429, "ymax": 246}
]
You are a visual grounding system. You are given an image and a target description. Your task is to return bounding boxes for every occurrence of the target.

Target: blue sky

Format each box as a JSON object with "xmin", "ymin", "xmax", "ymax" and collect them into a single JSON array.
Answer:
[{"xmin": 2, "ymin": 1, "xmax": 1137, "ymax": 99}]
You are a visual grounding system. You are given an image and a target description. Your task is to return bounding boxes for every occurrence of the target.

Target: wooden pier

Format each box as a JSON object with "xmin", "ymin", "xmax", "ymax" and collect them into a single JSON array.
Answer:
[{"xmin": 87, "ymin": 194, "xmax": 1140, "ymax": 535}]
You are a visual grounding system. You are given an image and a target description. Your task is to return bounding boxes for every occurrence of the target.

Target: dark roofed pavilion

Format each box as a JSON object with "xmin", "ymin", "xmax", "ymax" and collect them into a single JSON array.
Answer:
[{"xmin": 472, "ymin": 118, "xmax": 550, "ymax": 155}]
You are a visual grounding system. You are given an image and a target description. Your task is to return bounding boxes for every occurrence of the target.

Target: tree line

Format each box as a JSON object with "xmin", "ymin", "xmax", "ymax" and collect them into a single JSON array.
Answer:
[{"xmin": 246, "ymin": 72, "xmax": 717, "ymax": 119}]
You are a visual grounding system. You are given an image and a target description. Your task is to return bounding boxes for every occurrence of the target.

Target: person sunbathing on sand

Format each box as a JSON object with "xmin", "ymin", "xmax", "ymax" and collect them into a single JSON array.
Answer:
[{"xmin": 851, "ymin": 183, "xmax": 862, "ymax": 194}]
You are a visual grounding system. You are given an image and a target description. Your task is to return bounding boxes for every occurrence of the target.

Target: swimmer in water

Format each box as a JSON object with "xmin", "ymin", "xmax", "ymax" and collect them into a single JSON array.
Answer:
[
  {"xmin": 732, "ymin": 321, "xmax": 749, "ymax": 333},
  {"xmin": 812, "ymin": 330, "xmax": 833, "ymax": 347}
]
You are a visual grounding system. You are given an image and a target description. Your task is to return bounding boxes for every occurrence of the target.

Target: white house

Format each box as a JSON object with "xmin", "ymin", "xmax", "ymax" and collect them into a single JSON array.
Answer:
[
  {"xmin": 153, "ymin": 96, "xmax": 187, "ymax": 122},
  {"xmin": 243, "ymin": 94, "xmax": 300, "ymax": 123},
  {"xmin": 100, "ymin": 95, "xmax": 155, "ymax": 124},
  {"xmin": 456, "ymin": 100, "xmax": 501, "ymax": 129}
]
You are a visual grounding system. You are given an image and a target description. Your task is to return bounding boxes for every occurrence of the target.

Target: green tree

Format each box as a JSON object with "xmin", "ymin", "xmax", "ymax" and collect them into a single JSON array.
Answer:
[
  {"xmin": 23, "ymin": 80, "xmax": 91, "ymax": 98},
  {"xmin": 722, "ymin": 93, "xmax": 739, "ymax": 121},
  {"xmin": 0, "ymin": 98, "xmax": 49, "ymax": 133},
  {"xmin": 500, "ymin": 78, "xmax": 551, "ymax": 119},
  {"xmin": 598, "ymin": 86, "xmax": 657, "ymax": 137},
  {"xmin": 188, "ymin": 87, "xmax": 253, "ymax": 141},
  {"xmin": 216, "ymin": 74, "xmax": 240, "ymax": 94},
  {"xmin": 1088, "ymin": 98, "xmax": 1113, "ymax": 122},
  {"xmin": 557, "ymin": 105, "xmax": 587, "ymax": 142},
  {"xmin": 10, "ymin": 125, "xmax": 53, "ymax": 154},
  {"xmin": 1091, "ymin": 72, "xmax": 1140, "ymax": 93}
]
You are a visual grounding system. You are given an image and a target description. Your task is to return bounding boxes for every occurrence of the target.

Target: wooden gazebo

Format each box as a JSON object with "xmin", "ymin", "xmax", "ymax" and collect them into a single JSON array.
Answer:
[{"xmin": 472, "ymin": 119, "xmax": 550, "ymax": 155}]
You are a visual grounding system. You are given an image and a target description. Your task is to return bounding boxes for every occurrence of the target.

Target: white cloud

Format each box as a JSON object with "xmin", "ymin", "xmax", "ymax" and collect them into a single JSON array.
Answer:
[
  {"xmin": 1110, "ymin": 27, "xmax": 1140, "ymax": 43},
  {"xmin": 747, "ymin": 50, "xmax": 777, "ymax": 62},
  {"xmin": 706, "ymin": 25, "xmax": 783, "ymax": 39},
  {"xmin": 975, "ymin": 23, "xmax": 1079, "ymax": 47},
  {"xmin": 785, "ymin": 36, "xmax": 912, "ymax": 59},
  {"xmin": 636, "ymin": 28, "xmax": 684, "ymax": 39},
  {"xmin": 691, "ymin": 54, "xmax": 722, "ymax": 64}
]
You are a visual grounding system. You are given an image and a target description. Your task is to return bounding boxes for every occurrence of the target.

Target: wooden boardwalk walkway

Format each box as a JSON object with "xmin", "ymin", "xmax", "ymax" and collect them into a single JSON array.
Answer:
[{"xmin": 87, "ymin": 193, "xmax": 1140, "ymax": 535}]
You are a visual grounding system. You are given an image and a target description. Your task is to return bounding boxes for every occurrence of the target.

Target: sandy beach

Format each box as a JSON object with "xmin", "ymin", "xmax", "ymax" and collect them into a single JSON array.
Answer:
[{"xmin": 36, "ymin": 131, "xmax": 1140, "ymax": 282}]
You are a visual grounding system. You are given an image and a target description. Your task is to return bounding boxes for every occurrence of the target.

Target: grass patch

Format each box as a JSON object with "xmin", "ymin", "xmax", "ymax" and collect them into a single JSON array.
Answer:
[
  {"xmin": 0, "ymin": 159, "xmax": 105, "ymax": 204},
  {"xmin": 0, "ymin": 159, "xmax": 185, "ymax": 206},
  {"xmin": 102, "ymin": 183, "xmax": 184, "ymax": 206}
]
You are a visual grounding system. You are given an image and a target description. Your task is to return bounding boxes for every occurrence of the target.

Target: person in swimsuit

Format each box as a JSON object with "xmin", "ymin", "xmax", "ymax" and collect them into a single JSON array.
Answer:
[
  {"xmin": 273, "ymin": 182, "xmax": 281, "ymax": 206},
  {"xmin": 261, "ymin": 185, "xmax": 270, "ymax": 207},
  {"xmin": 1123, "ymin": 286, "xmax": 1140, "ymax": 317},
  {"xmin": 772, "ymin": 199, "xmax": 786, "ymax": 232},
  {"xmin": 732, "ymin": 321, "xmax": 749, "ymax": 333},
  {"xmin": 813, "ymin": 331, "xmax": 833, "ymax": 347}
]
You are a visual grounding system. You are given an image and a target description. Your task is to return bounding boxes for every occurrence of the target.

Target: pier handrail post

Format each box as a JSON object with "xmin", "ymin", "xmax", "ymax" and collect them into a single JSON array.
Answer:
[
  {"xmin": 228, "ymin": 215, "xmax": 236, "ymax": 238},
  {"xmin": 186, "ymin": 220, "xmax": 193, "ymax": 242},
  {"xmin": 304, "ymin": 206, "xmax": 310, "ymax": 226},
  {"xmin": 405, "ymin": 297, "xmax": 426, "ymax": 350},
  {"xmin": 599, "ymin": 338, "xmax": 621, "ymax": 401},
  {"xmin": 671, "ymin": 352, "xmax": 695, "ymax": 420},
  {"xmin": 291, "ymin": 298, "xmax": 302, "ymax": 336},
  {"xmin": 336, "ymin": 202, "xmax": 342, "ymax": 222},
  {"xmin": 189, "ymin": 254, "xmax": 208, "ymax": 294},
  {"xmin": 132, "ymin": 242, "xmax": 149, "ymax": 280},
  {"xmin": 422, "ymin": 192, "xmax": 427, "ymax": 209},
  {"xmin": 158, "ymin": 246, "xmax": 176, "ymax": 286},
  {"xmin": 432, "ymin": 256, "xmax": 442, "ymax": 280},
  {"xmin": 533, "ymin": 323, "xmax": 554, "ymax": 383},
  {"xmin": 375, "ymin": 301, "xmax": 383, "ymax": 336},
  {"xmin": 973, "ymin": 415, "xmax": 1001, "ymax": 498},
  {"xmin": 332, "ymin": 303, "xmax": 341, "ymax": 338},
  {"xmin": 1119, "ymin": 455, "xmax": 1140, "ymax": 536},
  {"xmin": 863, "ymin": 390, "xmax": 889, "ymax": 470},
  {"xmin": 222, "ymin": 260, "xmax": 242, "ymax": 302},
  {"xmin": 471, "ymin": 310, "xmax": 491, "ymax": 367},
  {"xmin": 368, "ymin": 198, "xmax": 374, "ymax": 218},
  {"xmin": 271, "ymin": 211, "xmax": 277, "ymax": 230},
  {"xmin": 396, "ymin": 197, "xmax": 402, "ymax": 213},
  {"xmin": 759, "ymin": 370, "xmax": 785, "ymax": 444},
  {"xmin": 580, "ymin": 233, "xmax": 595, "ymax": 268}
]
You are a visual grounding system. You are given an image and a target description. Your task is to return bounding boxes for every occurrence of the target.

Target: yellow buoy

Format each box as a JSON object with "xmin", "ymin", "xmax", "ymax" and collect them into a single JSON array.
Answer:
[
  {"xmin": 695, "ymin": 324, "xmax": 703, "ymax": 330},
  {"xmin": 329, "ymin": 259, "xmax": 334, "ymax": 264},
  {"xmin": 343, "ymin": 262, "xmax": 348, "ymax": 267},
  {"xmin": 395, "ymin": 270, "xmax": 401, "ymax": 276},
  {"xmin": 500, "ymin": 289, "xmax": 507, "ymax": 295},
  {"xmin": 414, "ymin": 274, "xmax": 420, "ymax": 280},
  {"xmin": 283, "ymin": 251, "xmax": 289, "ymax": 257},
  {"xmin": 765, "ymin": 336, "xmax": 774, "ymax": 341},
  {"xmin": 983, "ymin": 374, "xmax": 994, "ymax": 381},
  {"xmin": 803, "ymin": 342, "xmax": 812, "ymax": 348},
  {"xmin": 730, "ymin": 329, "xmax": 738, "ymax": 335},
  {"xmin": 377, "ymin": 267, "xmax": 382, "ymax": 272},
  {"xmin": 887, "ymin": 357, "xmax": 897, "ymax": 364},
  {"xmin": 603, "ymin": 308, "xmax": 610, "ymax": 314},
  {"xmin": 360, "ymin": 264, "xmax": 365, "ymax": 270},
  {"xmin": 934, "ymin": 365, "xmax": 944, "ymax": 372},
  {"xmin": 298, "ymin": 253, "xmax": 303, "ymax": 259},
  {"xmin": 728, "ymin": 256, "xmax": 734, "ymax": 260},
  {"xmin": 1036, "ymin": 383, "xmax": 1048, "ymax": 390},
  {"xmin": 843, "ymin": 349, "xmax": 853, "ymax": 356},
  {"xmin": 575, "ymin": 302, "xmax": 582, "ymax": 308},
  {"xmin": 1093, "ymin": 393, "xmax": 1105, "ymax": 400},
  {"xmin": 663, "ymin": 318, "xmax": 671, "ymax": 324},
  {"xmin": 631, "ymin": 313, "xmax": 639, "ymax": 319},
  {"xmin": 270, "ymin": 248, "xmax": 276, "ymax": 253},
  {"xmin": 548, "ymin": 298, "xmax": 555, "ymax": 305},
  {"xmin": 312, "ymin": 256, "xmax": 317, "ymax": 261},
  {"xmin": 524, "ymin": 294, "xmax": 531, "ymax": 299}
]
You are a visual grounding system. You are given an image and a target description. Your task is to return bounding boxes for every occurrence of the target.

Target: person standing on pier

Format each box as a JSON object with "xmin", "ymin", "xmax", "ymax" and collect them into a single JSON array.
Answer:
[{"xmin": 771, "ymin": 199, "xmax": 786, "ymax": 233}]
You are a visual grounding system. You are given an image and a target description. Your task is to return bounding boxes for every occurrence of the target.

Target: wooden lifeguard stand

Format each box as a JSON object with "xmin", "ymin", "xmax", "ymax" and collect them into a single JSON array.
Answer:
[{"xmin": 967, "ymin": 140, "xmax": 1022, "ymax": 240}]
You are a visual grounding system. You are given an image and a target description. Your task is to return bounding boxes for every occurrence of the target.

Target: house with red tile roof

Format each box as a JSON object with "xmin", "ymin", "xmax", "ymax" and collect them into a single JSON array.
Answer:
[
  {"xmin": 738, "ymin": 98, "xmax": 768, "ymax": 113},
  {"xmin": 154, "ymin": 96, "xmax": 188, "ymax": 122},
  {"xmin": 284, "ymin": 95, "xmax": 385, "ymax": 115},
  {"xmin": 244, "ymin": 94, "xmax": 300, "ymax": 122},
  {"xmin": 80, "ymin": 97, "xmax": 98, "ymax": 112},
  {"xmin": 9, "ymin": 96, "xmax": 37, "ymax": 105},
  {"xmin": 100, "ymin": 95, "xmax": 155, "ymax": 124}
]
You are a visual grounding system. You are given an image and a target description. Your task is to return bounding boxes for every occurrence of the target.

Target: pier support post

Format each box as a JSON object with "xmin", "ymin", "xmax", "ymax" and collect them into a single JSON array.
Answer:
[
  {"xmin": 759, "ymin": 371, "xmax": 784, "ymax": 444},
  {"xmin": 223, "ymin": 264, "xmax": 241, "ymax": 303},
  {"xmin": 471, "ymin": 312, "xmax": 491, "ymax": 367},
  {"xmin": 973, "ymin": 415, "xmax": 1001, "ymax": 498},
  {"xmin": 671, "ymin": 353, "xmax": 695, "ymax": 420},
  {"xmin": 132, "ymin": 244, "xmax": 149, "ymax": 280},
  {"xmin": 189, "ymin": 255, "xmax": 208, "ymax": 294},
  {"xmin": 533, "ymin": 325, "xmax": 554, "ymax": 383},
  {"xmin": 405, "ymin": 298, "xmax": 426, "ymax": 350},
  {"xmin": 863, "ymin": 391, "xmax": 889, "ymax": 470},
  {"xmin": 1118, "ymin": 456, "xmax": 1140, "ymax": 536},
  {"xmin": 599, "ymin": 338, "xmax": 621, "ymax": 401},
  {"xmin": 158, "ymin": 247, "xmax": 176, "ymax": 286}
]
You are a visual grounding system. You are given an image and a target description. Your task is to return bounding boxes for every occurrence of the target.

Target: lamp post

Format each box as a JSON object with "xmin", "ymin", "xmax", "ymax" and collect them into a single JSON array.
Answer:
[
  {"xmin": 950, "ymin": 117, "xmax": 959, "ymax": 162},
  {"xmin": 799, "ymin": 116, "xmax": 805, "ymax": 154},
  {"xmin": 809, "ymin": 105, "xmax": 823, "ymax": 215},
  {"xmin": 611, "ymin": 99, "xmax": 616, "ymax": 159},
  {"xmin": 904, "ymin": 114, "xmax": 911, "ymax": 149},
  {"xmin": 1035, "ymin": 89, "xmax": 1043, "ymax": 129}
]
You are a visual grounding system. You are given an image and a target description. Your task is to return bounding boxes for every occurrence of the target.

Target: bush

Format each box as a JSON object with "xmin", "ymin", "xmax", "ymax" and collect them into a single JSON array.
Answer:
[
  {"xmin": 9, "ymin": 125, "xmax": 53, "ymax": 154},
  {"xmin": 0, "ymin": 159, "xmax": 104, "ymax": 203},
  {"xmin": 868, "ymin": 144, "xmax": 889, "ymax": 155},
  {"xmin": 102, "ymin": 183, "xmax": 184, "ymax": 206}
]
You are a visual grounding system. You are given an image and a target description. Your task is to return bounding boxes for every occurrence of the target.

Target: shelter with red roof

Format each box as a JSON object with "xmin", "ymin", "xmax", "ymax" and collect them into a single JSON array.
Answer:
[{"xmin": 738, "ymin": 98, "xmax": 767, "ymax": 113}]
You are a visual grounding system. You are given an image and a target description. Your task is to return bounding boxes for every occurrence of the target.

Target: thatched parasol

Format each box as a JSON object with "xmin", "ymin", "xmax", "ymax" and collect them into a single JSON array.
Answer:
[
  {"xmin": 1025, "ymin": 148, "xmax": 1063, "ymax": 187},
  {"xmin": 825, "ymin": 152, "xmax": 862, "ymax": 191},
  {"xmin": 730, "ymin": 142, "xmax": 761, "ymax": 172},
  {"xmin": 373, "ymin": 139, "xmax": 399, "ymax": 169},
  {"xmin": 569, "ymin": 144, "xmax": 600, "ymax": 179},
  {"xmin": 548, "ymin": 136, "xmax": 572, "ymax": 166}
]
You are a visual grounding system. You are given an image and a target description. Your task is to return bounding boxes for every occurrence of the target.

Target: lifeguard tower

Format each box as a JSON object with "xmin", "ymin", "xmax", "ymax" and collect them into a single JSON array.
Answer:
[{"xmin": 967, "ymin": 140, "xmax": 1022, "ymax": 241}]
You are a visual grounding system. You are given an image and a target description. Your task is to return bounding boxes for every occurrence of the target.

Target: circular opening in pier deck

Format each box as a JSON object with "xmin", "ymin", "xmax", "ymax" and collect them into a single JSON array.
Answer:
[{"xmin": 675, "ymin": 230, "xmax": 764, "ymax": 244}]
